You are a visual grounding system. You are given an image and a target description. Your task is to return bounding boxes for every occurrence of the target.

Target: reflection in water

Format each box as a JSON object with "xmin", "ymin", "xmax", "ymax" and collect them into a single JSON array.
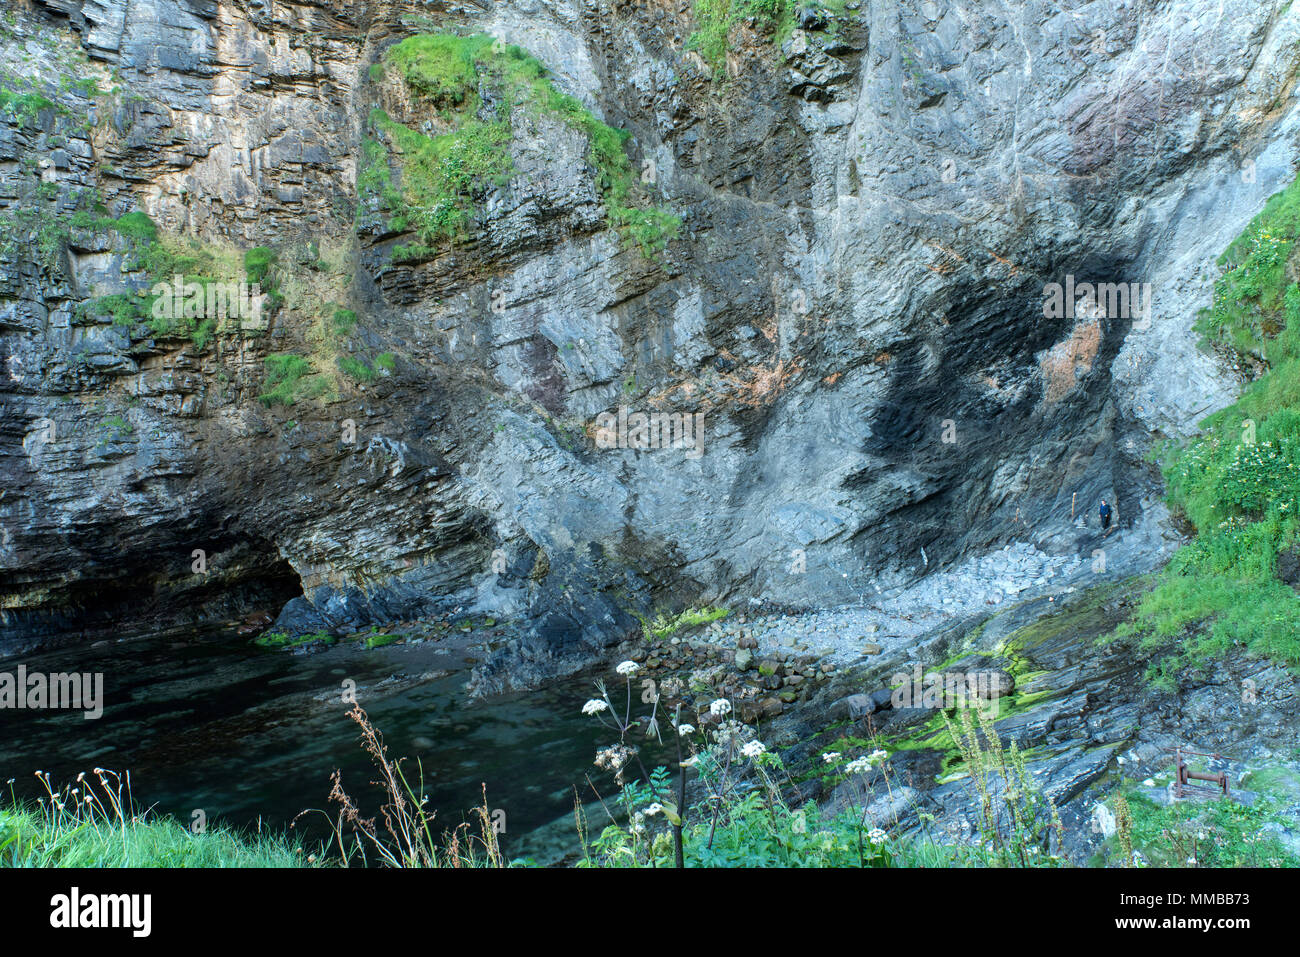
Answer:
[{"xmin": 0, "ymin": 625, "xmax": 649, "ymax": 862}]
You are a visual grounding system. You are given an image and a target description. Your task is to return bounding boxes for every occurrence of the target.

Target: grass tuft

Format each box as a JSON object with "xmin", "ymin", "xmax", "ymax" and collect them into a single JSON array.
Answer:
[{"xmin": 1, "ymin": 771, "xmax": 309, "ymax": 867}]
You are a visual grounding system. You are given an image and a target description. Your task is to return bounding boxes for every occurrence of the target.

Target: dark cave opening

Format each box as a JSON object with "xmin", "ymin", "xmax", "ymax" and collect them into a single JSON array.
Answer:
[{"xmin": 0, "ymin": 534, "xmax": 304, "ymax": 657}]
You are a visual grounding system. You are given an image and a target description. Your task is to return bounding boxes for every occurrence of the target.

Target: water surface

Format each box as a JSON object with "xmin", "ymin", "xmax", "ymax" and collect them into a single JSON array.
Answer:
[{"xmin": 0, "ymin": 625, "xmax": 642, "ymax": 862}]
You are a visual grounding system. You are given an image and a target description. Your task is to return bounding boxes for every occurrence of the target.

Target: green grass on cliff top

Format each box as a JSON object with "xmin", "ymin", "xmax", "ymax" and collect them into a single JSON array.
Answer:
[
  {"xmin": 365, "ymin": 32, "xmax": 679, "ymax": 258},
  {"xmin": 1111, "ymin": 175, "xmax": 1300, "ymax": 687}
]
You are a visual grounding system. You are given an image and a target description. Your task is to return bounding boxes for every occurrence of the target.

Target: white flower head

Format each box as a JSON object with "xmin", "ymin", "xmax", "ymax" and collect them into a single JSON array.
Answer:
[
  {"xmin": 582, "ymin": 698, "xmax": 609, "ymax": 715},
  {"xmin": 741, "ymin": 740, "xmax": 767, "ymax": 759},
  {"xmin": 709, "ymin": 698, "xmax": 731, "ymax": 716},
  {"xmin": 822, "ymin": 751, "xmax": 842, "ymax": 764},
  {"xmin": 594, "ymin": 744, "xmax": 633, "ymax": 772},
  {"xmin": 868, "ymin": 828, "xmax": 887, "ymax": 845},
  {"xmin": 644, "ymin": 803, "xmax": 664, "ymax": 817},
  {"xmin": 615, "ymin": 660, "xmax": 639, "ymax": 677},
  {"xmin": 676, "ymin": 723, "xmax": 695, "ymax": 736}
]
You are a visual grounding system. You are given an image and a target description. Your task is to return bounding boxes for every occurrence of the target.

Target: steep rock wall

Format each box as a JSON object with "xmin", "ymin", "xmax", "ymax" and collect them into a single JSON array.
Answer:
[{"xmin": 2, "ymin": 0, "xmax": 1299, "ymax": 688}]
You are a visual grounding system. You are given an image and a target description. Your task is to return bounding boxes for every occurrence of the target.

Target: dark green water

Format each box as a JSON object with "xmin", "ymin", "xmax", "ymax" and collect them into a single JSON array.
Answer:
[{"xmin": 0, "ymin": 625, "xmax": 641, "ymax": 862}]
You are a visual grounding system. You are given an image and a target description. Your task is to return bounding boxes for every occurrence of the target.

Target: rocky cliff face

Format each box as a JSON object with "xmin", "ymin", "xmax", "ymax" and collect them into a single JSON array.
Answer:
[{"xmin": 3, "ymin": 0, "xmax": 1300, "ymax": 690}]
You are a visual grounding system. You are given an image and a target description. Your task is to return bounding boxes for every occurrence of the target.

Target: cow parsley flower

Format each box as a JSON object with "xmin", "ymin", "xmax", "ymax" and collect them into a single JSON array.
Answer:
[
  {"xmin": 741, "ymin": 740, "xmax": 767, "ymax": 759},
  {"xmin": 582, "ymin": 698, "xmax": 609, "ymax": 715},
  {"xmin": 615, "ymin": 660, "xmax": 639, "ymax": 677},
  {"xmin": 709, "ymin": 698, "xmax": 731, "ymax": 716}
]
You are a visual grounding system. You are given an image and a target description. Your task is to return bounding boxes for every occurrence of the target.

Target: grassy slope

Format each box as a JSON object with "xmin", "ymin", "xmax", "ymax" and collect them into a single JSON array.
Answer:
[{"xmin": 1113, "ymin": 175, "xmax": 1300, "ymax": 687}]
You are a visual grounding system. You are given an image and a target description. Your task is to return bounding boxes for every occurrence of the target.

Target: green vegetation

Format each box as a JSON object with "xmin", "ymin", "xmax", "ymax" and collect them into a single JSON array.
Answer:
[
  {"xmin": 0, "ymin": 204, "xmax": 72, "ymax": 270},
  {"xmin": 338, "ymin": 355, "xmax": 379, "ymax": 382},
  {"xmin": 366, "ymin": 33, "xmax": 679, "ymax": 258},
  {"xmin": 581, "ymin": 673, "xmax": 1065, "ymax": 869},
  {"xmin": 258, "ymin": 354, "xmax": 325, "ymax": 407},
  {"xmin": 1113, "ymin": 175, "xmax": 1300, "ymax": 687},
  {"xmin": 0, "ymin": 82, "xmax": 61, "ymax": 126},
  {"xmin": 0, "ymin": 160, "xmax": 279, "ymax": 349},
  {"xmin": 384, "ymin": 33, "xmax": 486, "ymax": 111},
  {"xmin": 588, "ymin": 790, "xmax": 918, "ymax": 867},
  {"xmin": 357, "ymin": 136, "xmax": 398, "ymax": 215},
  {"xmin": 2, "ymin": 773, "xmax": 308, "ymax": 867},
  {"xmin": 69, "ymin": 76, "xmax": 104, "ymax": 98},
  {"xmin": 108, "ymin": 209, "xmax": 159, "ymax": 243},
  {"xmin": 10, "ymin": 682, "xmax": 1285, "ymax": 869},
  {"xmin": 337, "ymin": 350, "xmax": 393, "ymax": 382},
  {"xmin": 860, "ymin": 599, "xmax": 1110, "ymax": 783},
  {"xmin": 1097, "ymin": 774, "xmax": 1300, "ymax": 868},
  {"xmin": 252, "ymin": 630, "xmax": 337, "ymax": 649},
  {"xmin": 67, "ymin": 205, "xmax": 275, "ymax": 347},
  {"xmin": 688, "ymin": 0, "xmax": 855, "ymax": 79},
  {"xmin": 370, "ymin": 103, "xmax": 512, "ymax": 245},
  {"xmin": 75, "ymin": 292, "xmax": 142, "ymax": 327},
  {"xmin": 0, "ymin": 806, "xmax": 306, "ymax": 867},
  {"xmin": 331, "ymin": 306, "xmax": 358, "ymax": 335},
  {"xmin": 243, "ymin": 246, "xmax": 278, "ymax": 285},
  {"xmin": 2, "ymin": 189, "xmax": 162, "ymax": 277},
  {"xmin": 639, "ymin": 605, "xmax": 730, "ymax": 641}
]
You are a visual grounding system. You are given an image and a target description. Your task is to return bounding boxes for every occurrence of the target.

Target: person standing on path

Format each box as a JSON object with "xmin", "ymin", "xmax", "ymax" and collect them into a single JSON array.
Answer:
[{"xmin": 1099, "ymin": 498, "xmax": 1113, "ymax": 535}]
